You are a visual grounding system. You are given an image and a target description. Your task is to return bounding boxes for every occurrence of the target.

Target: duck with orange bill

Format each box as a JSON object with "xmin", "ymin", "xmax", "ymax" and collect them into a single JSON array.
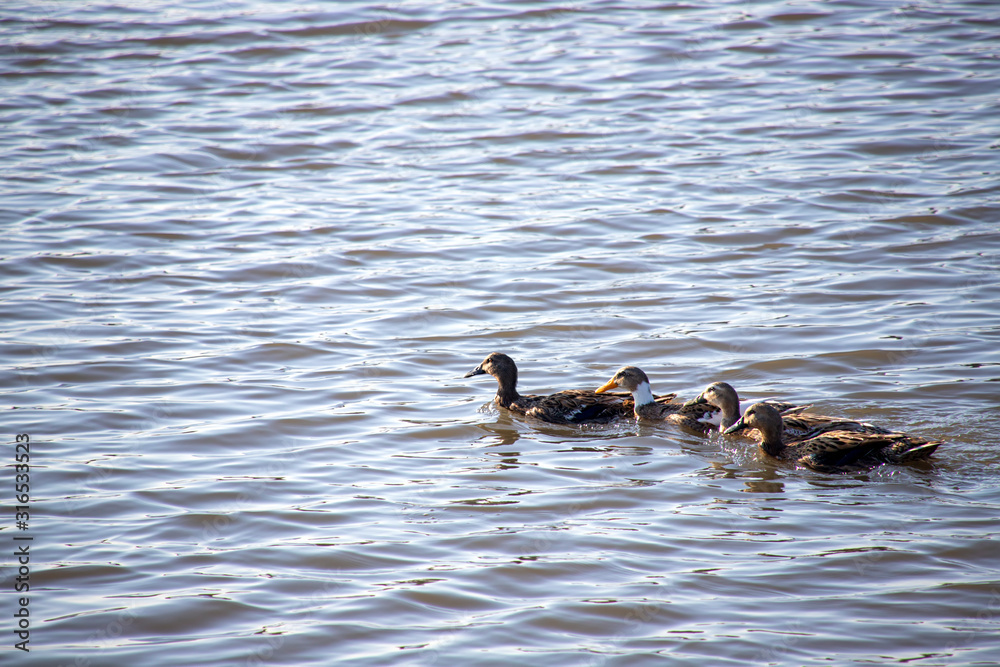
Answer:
[
  {"xmin": 595, "ymin": 366, "xmax": 726, "ymax": 433},
  {"xmin": 464, "ymin": 352, "xmax": 676, "ymax": 425}
]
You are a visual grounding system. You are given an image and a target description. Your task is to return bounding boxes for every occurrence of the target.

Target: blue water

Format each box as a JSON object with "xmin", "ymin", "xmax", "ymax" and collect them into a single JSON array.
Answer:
[{"xmin": 1, "ymin": 1, "xmax": 999, "ymax": 665}]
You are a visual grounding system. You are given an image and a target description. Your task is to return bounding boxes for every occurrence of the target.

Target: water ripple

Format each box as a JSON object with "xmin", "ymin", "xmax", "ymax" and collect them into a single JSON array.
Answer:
[{"xmin": 2, "ymin": 0, "xmax": 999, "ymax": 664}]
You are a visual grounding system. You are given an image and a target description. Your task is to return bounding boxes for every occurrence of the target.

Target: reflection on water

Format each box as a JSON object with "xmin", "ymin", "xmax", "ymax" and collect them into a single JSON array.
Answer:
[{"xmin": 2, "ymin": 0, "xmax": 999, "ymax": 664}]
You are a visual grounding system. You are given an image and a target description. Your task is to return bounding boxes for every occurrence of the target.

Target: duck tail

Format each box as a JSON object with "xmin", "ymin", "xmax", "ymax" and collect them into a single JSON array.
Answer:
[{"xmin": 892, "ymin": 440, "xmax": 942, "ymax": 462}]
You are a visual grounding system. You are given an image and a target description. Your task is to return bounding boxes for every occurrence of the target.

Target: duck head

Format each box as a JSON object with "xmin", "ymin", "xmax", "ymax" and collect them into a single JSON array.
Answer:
[
  {"xmin": 465, "ymin": 352, "xmax": 516, "ymax": 381},
  {"xmin": 596, "ymin": 366, "xmax": 655, "ymax": 406},
  {"xmin": 725, "ymin": 402, "xmax": 786, "ymax": 455},
  {"xmin": 724, "ymin": 402, "xmax": 784, "ymax": 436},
  {"xmin": 684, "ymin": 381, "xmax": 741, "ymax": 428},
  {"xmin": 465, "ymin": 352, "xmax": 521, "ymax": 406},
  {"xmin": 595, "ymin": 366, "xmax": 649, "ymax": 393},
  {"xmin": 684, "ymin": 381, "xmax": 738, "ymax": 410}
]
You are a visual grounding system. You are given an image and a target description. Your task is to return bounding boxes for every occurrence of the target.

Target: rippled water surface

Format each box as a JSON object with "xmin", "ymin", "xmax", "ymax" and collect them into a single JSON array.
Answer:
[{"xmin": 3, "ymin": 1, "xmax": 1000, "ymax": 665}]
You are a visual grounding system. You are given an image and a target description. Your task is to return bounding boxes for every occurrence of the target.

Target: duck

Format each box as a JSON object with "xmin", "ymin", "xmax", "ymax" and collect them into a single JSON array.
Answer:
[
  {"xmin": 683, "ymin": 381, "xmax": 889, "ymax": 440},
  {"xmin": 464, "ymin": 352, "xmax": 677, "ymax": 425},
  {"xmin": 723, "ymin": 402, "xmax": 943, "ymax": 473},
  {"xmin": 595, "ymin": 366, "xmax": 722, "ymax": 433}
]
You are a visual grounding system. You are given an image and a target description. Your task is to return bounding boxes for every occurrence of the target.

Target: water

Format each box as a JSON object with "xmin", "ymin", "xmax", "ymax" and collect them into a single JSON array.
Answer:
[{"xmin": 2, "ymin": 1, "xmax": 999, "ymax": 665}]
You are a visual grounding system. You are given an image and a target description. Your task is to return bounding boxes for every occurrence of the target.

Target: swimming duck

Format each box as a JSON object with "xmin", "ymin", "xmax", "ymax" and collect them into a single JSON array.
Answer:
[
  {"xmin": 464, "ymin": 352, "xmax": 676, "ymax": 425},
  {"xmin": 683, "ymin": 381, "xmax": 889, "ymax": 439},
  {"xmin": 724, "ymin": 402, "xmax": 943, "ymax": 473},
  {"xmin": 595, "ymin": 366, "xmax": 721, "ymax": 433}
]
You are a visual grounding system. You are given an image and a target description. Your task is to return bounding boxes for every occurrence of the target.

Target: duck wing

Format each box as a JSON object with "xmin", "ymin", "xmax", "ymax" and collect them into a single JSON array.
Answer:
[
  {"xmin": 514, "ymin": 389, "xmax": 678, "ymax": 425},
  {"xmin": 513, "ymin": 390, "xmax": 625, "ymax": 424},
  {"xmin": 791, "ymin": 431, "xmax": 940, "ymax": 472},
  {"xmin": 660, "ymin": 402, "xmax": 724, "ymax": 434},
  {"xmin": 783, "ymin": 413, "xmax": 892, "ymax": 440},
  {"xmin": 765, "ymin": 400, "xmax": 810, "ymax": 414}
]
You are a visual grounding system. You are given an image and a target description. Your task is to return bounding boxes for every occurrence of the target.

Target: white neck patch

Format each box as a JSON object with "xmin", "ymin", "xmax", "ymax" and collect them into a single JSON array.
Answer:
[{"xmin": 632, "ymin": 381, "xmax": 655, "ymax": 406}]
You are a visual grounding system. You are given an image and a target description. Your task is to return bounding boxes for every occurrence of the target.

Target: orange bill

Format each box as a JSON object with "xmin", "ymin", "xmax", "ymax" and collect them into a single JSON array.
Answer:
[{"xmin": 595, "ymin": 379, "xmax": 619, "ymax": 394}]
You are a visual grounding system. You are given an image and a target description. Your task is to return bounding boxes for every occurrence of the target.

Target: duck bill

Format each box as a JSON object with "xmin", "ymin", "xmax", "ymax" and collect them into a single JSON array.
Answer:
[
  {"xmin": 464, "ymin": 366, "xmax": 486, "ymax": 378},
  {"xmin": 723, "ymin": 416, "xmax": 749, "ymax": 435},
  {"xmin": 682, "ymin": 394, "xmax": 707, "ymax": 408},
  {"xmin": 594, "ymin": 379, "xmax": 619, "ymax": 394}
]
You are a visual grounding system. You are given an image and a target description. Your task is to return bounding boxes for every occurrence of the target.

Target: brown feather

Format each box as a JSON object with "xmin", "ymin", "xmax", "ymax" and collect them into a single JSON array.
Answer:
[
  {"xmin": 597, "ymin": 367, "xmax": 725, "ymax": 433},
  {"xmin": 725, "ymin": 403, "xmax": 943, "ymax": 473},
  {"xmin": 465, "ymin": 353, "xmax": 674, "ymax": 425},
  {"xmin": 686, "ymin": 381, "xmax": 890, "ymax": 442}
]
